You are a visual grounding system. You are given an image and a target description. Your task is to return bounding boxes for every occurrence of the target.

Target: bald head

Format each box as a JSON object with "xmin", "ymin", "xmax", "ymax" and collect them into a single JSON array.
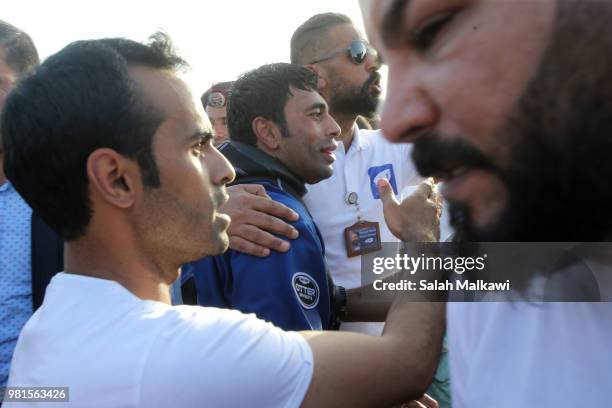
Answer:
[{"xmin": 290, "ymin": 13, "xmax": 352, "ymax": 65}]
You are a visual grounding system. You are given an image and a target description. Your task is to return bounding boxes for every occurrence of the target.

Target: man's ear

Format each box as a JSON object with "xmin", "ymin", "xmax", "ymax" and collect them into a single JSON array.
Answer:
[
  {"xmin": 305, "ymin": 64, "xmax": 328, "ymax": 90},
  {"xmin": 252, "ymin": 117, "xmax": 283, "ymax": 150},
  {"xmin": 86, "ymin": 148, "xmax": 139, "ymax": 209}
]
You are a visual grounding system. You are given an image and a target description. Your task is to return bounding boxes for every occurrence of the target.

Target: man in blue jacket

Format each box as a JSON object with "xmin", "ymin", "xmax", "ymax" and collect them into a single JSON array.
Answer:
[{"xmin": 183, "ymin": 63, "xmax": 343, "ymax": 330}]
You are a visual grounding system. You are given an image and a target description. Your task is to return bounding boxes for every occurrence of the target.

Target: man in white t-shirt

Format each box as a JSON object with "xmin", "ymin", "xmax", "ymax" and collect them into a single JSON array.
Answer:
[
  {"xmin": 1, "ymin": 34, "xmax": 443, "ymax": 407},
  {"xmin": 360, "ymin": 0, "xmax": 612, "ymax": 406}
]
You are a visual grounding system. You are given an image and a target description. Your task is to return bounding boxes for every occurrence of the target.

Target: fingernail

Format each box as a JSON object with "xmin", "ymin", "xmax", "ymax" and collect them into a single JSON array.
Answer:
[
  {"xmin": 280, "ymin": 241, "xmax": 290, "ymax": 251},
  {"xmin": 291, "ymin": 228, "xmax": 299, "ymax": 238},
  {"xmin": 262, "ymin": 248, "xmax": 270, "ymax": 257}
]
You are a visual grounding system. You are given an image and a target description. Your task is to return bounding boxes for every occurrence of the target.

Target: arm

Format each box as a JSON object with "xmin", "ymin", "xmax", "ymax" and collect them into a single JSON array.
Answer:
[
  {"xmin": 342, "ymin": 268, "xmax": 432, "ymax": 322},
  {"xmin": 343, "ymin": 284, "xmax": 391, "ymax": 322},
  {"xmin": 222, "ymin": 184, "xmax": 300, "ymax": 257},
  {"xmin": 330, "ymin": 179, "xmax": 442, "ymax": 322},
  {"xmin": 300, "ymin": 295, "xmax": 446, "ymax": 407}
]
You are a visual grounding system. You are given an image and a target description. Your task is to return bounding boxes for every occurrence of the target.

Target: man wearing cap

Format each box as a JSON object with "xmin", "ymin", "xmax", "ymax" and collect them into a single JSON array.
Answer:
[{"xmin": 201, "ymin": 81, "xmax": 233, "ymax": 145}]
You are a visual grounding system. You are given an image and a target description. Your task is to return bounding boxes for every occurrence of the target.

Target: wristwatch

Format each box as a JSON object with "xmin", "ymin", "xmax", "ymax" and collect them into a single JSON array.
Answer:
[{"xmin": 330, "ymin": 285, "xmax": 347, "ymax": 329}]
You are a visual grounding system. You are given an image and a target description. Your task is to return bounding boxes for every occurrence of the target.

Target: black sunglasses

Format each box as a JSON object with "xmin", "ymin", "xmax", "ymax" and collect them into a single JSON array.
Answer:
[{"xmin": 309, "ymin": 40, "xmax": 377, "ymax": 65}]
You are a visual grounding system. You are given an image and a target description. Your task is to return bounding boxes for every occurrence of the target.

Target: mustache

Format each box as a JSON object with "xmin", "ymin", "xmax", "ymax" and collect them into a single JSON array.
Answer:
[
  {"xmin": 411, "ymin": 132, "xmax": 498, "ymax": 178},
  {"xmin": 363, "ymin": 72, "xmax": 382, "ymax": 89}
]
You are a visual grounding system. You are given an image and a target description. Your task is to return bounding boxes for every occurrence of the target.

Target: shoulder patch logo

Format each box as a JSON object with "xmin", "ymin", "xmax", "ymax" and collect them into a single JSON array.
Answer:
[
  {"xmin": 291, "ymin": 272, "xmax": 320, "ymax": 309},
  {"xmin": 368, "ymin": 164, "xmax": 398, "ymax": 199}
]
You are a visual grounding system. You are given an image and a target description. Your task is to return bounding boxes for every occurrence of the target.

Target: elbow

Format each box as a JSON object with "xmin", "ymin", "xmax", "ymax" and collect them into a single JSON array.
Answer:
[
  {"xmin": 397, "ymin": 352, "xmax": 440, "ymax": 400},
  {"xmin": 411, "ymin": 368, "xmax": 437, "ymax": 397}
]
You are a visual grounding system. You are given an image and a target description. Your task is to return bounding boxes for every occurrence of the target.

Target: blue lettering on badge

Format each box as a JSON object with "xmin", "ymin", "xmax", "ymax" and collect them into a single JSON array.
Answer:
[{"xmin": 368, "ymin": 164, "xmax": 398, "ymax": 199}]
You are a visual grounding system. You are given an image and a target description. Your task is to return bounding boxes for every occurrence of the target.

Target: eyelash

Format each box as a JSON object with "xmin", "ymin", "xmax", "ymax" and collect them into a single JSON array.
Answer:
[
  {"xmin": 411, "ymin": 13, "xmax": 455, "ymax": 50},
  {"xmin": 192, "ymin": 138, "xmax": 208, "ymax": 157}
]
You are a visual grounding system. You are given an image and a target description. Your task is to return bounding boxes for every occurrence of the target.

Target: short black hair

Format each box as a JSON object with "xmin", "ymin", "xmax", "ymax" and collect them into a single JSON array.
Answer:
[
  {"xmin": 1, "ymin": 32, "xmax": 186, "ymax": 241},
  {"xmin": 227, "ymin": 63, "xmax": 318, "ymax": 146},
  {"xmin": 290, "ymin": 13, "xmax": 352, "ymax": 64},
  {"xmin": 0, "ymin": 20, "xmax": 39, "ymax": 76}
]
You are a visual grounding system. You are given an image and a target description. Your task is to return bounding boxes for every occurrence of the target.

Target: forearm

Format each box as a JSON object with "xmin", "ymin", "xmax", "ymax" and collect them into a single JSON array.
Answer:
[
  {"xmin": 301, "ymin": 279, "xmax": 446, "ymax": 407},
  {"xmin": 345, "ymin": 267, "xmax": 446, "ymax": 394},
  {"xmin": 383, "ymin": 296, "xmax": 446, "ymax": 394},
  {"xmin": 343, "ymin": 270, "xmax": 408, "ymax": 322},
  {"xmin": 344, "ymin": 286, "xmax": 390, "ymax": 322}
]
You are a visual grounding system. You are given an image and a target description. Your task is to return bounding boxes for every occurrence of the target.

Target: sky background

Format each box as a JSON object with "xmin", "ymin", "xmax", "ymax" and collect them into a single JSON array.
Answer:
[{"xmin": 5, "ymin": 0, "xmax": 386, "ymax": 101}]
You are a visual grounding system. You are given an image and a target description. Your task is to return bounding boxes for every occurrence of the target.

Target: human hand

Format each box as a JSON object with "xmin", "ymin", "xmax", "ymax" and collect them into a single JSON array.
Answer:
[
  {"xmin": 222, "ymin": 184, "xmax": 300, "ymax": 257},
  {"xmin": 378, "ymin": 178, "xmax": 441, "ymax": 242},
  {"xmin": 399, "ymin": 394, "xmax": 439, "ymax": 408}
]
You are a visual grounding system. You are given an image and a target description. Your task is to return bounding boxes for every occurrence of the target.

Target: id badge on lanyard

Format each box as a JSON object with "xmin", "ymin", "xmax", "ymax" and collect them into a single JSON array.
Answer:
[{"xmin": 343, "ymin": 191, "xmax": 382, "ymax": 257}]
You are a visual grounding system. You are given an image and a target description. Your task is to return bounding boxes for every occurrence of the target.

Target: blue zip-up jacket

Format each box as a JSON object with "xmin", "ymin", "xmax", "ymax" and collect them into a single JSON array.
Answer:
[{"xmin": 183, "ymin": 141, "xmax": 332, "ymax": 331}]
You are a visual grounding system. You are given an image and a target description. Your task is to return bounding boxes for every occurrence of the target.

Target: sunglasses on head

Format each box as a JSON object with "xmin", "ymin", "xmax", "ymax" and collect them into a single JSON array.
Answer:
[{"xmin": 309, "ymin": 40, "xmax": 377, "ymax": 65}]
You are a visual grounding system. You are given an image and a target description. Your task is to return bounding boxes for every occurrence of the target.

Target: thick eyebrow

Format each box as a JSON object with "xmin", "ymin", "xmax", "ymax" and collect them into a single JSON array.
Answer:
[
  {"xmin": 305, "ymin": 102, "xmax": 327, "ymax": 113},
  {"xmin": 187, "ymin": 130, "xmax": 213, "ymax": 144},
  {"xmin": 381, "ymin": 0, "xmax": 412, "ymax": 48}
]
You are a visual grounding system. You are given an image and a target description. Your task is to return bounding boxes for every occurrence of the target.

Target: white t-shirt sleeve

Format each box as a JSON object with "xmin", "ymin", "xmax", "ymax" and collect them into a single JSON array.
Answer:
[{"xmin": 139, "ymin": 307, "xmax": 313, "ymax": 408}]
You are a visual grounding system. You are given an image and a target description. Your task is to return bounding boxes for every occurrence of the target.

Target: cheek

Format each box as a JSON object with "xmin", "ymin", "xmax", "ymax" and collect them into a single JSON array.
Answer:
[
  {"xmin": 432, "ymin": 63, "xmax": 516, "ymax": 163},
  {"xmin": 162, "ymin": 155, "xmax": 209, "ymax": 197},
  {"xmin": 214, "ymin": 125, "xmax": 227, "ymax": 137},
  {"xmin": 425, "ymin": 2, "xmax": 552, "ymax": 161}
]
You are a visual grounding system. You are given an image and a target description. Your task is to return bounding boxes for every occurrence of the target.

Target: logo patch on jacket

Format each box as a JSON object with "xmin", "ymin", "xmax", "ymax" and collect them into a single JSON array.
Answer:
[
  {"xmin": 292, "ymin": 272, "xmax": 320, "ymax": 309},
  {"xmin": 368, "ymin": 164, "xmax": 398, "ymax": 199}
]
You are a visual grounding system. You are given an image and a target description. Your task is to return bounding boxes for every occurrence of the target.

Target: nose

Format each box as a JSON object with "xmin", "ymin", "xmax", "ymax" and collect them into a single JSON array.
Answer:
[
  {"xmin": 209, "ymin": 146, "xmax": 236, "ymax": 186},
  {"xmin": 380, "ymin": 66, "xmax": 439, "ymax": 144},
  {"xmin": 364, "ymin": 48, "xmax": 382, "ymax": 72},
  {"xmin": 326, "ymin": 113, "xmax": 341, "ymax": 139}
]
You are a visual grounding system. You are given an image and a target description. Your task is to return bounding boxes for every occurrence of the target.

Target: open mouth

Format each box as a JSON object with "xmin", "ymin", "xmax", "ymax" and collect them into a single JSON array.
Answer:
[
  {"xmin": 429, "ymin": 162, "xmax": 470, "ymax": 182},
  {"xmin": 431, "ymin": 163, "xmax": 496, "ymax": 205},
  {"xmin": 320, "ymin": 142, "xmax": 338, "ymax": 163},
  {"xmin": 369, "ymin": 77, "xmax": 382, "ymax": 94},
  {"xmin": 422, "ymin": 161, "xmax": 474, "ymax": 198}
]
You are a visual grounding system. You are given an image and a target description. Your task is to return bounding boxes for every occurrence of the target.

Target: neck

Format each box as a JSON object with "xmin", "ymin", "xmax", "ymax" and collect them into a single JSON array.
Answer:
[
  {"xmin": 64, "ymin": 223, "xmax": 176, "ymax": 305},
  {"xmin": 330, "ymin": 112, "xmax": 357, "ymax": 151},
  {"xmin": 254, "ymin": 143, "xmax": 307, "ymax": 188}
]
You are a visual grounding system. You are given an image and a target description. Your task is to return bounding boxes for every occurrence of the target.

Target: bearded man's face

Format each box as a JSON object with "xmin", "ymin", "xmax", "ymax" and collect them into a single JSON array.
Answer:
[{"xmin": 365, "ymin": 0, "xmax": 612, "ymax": 241}]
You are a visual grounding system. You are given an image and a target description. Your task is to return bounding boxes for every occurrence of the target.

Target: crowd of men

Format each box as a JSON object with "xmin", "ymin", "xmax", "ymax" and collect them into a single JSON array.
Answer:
[{"xmin": 1, "ymin": 0, "xmax": 611, "ymax": 407}]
